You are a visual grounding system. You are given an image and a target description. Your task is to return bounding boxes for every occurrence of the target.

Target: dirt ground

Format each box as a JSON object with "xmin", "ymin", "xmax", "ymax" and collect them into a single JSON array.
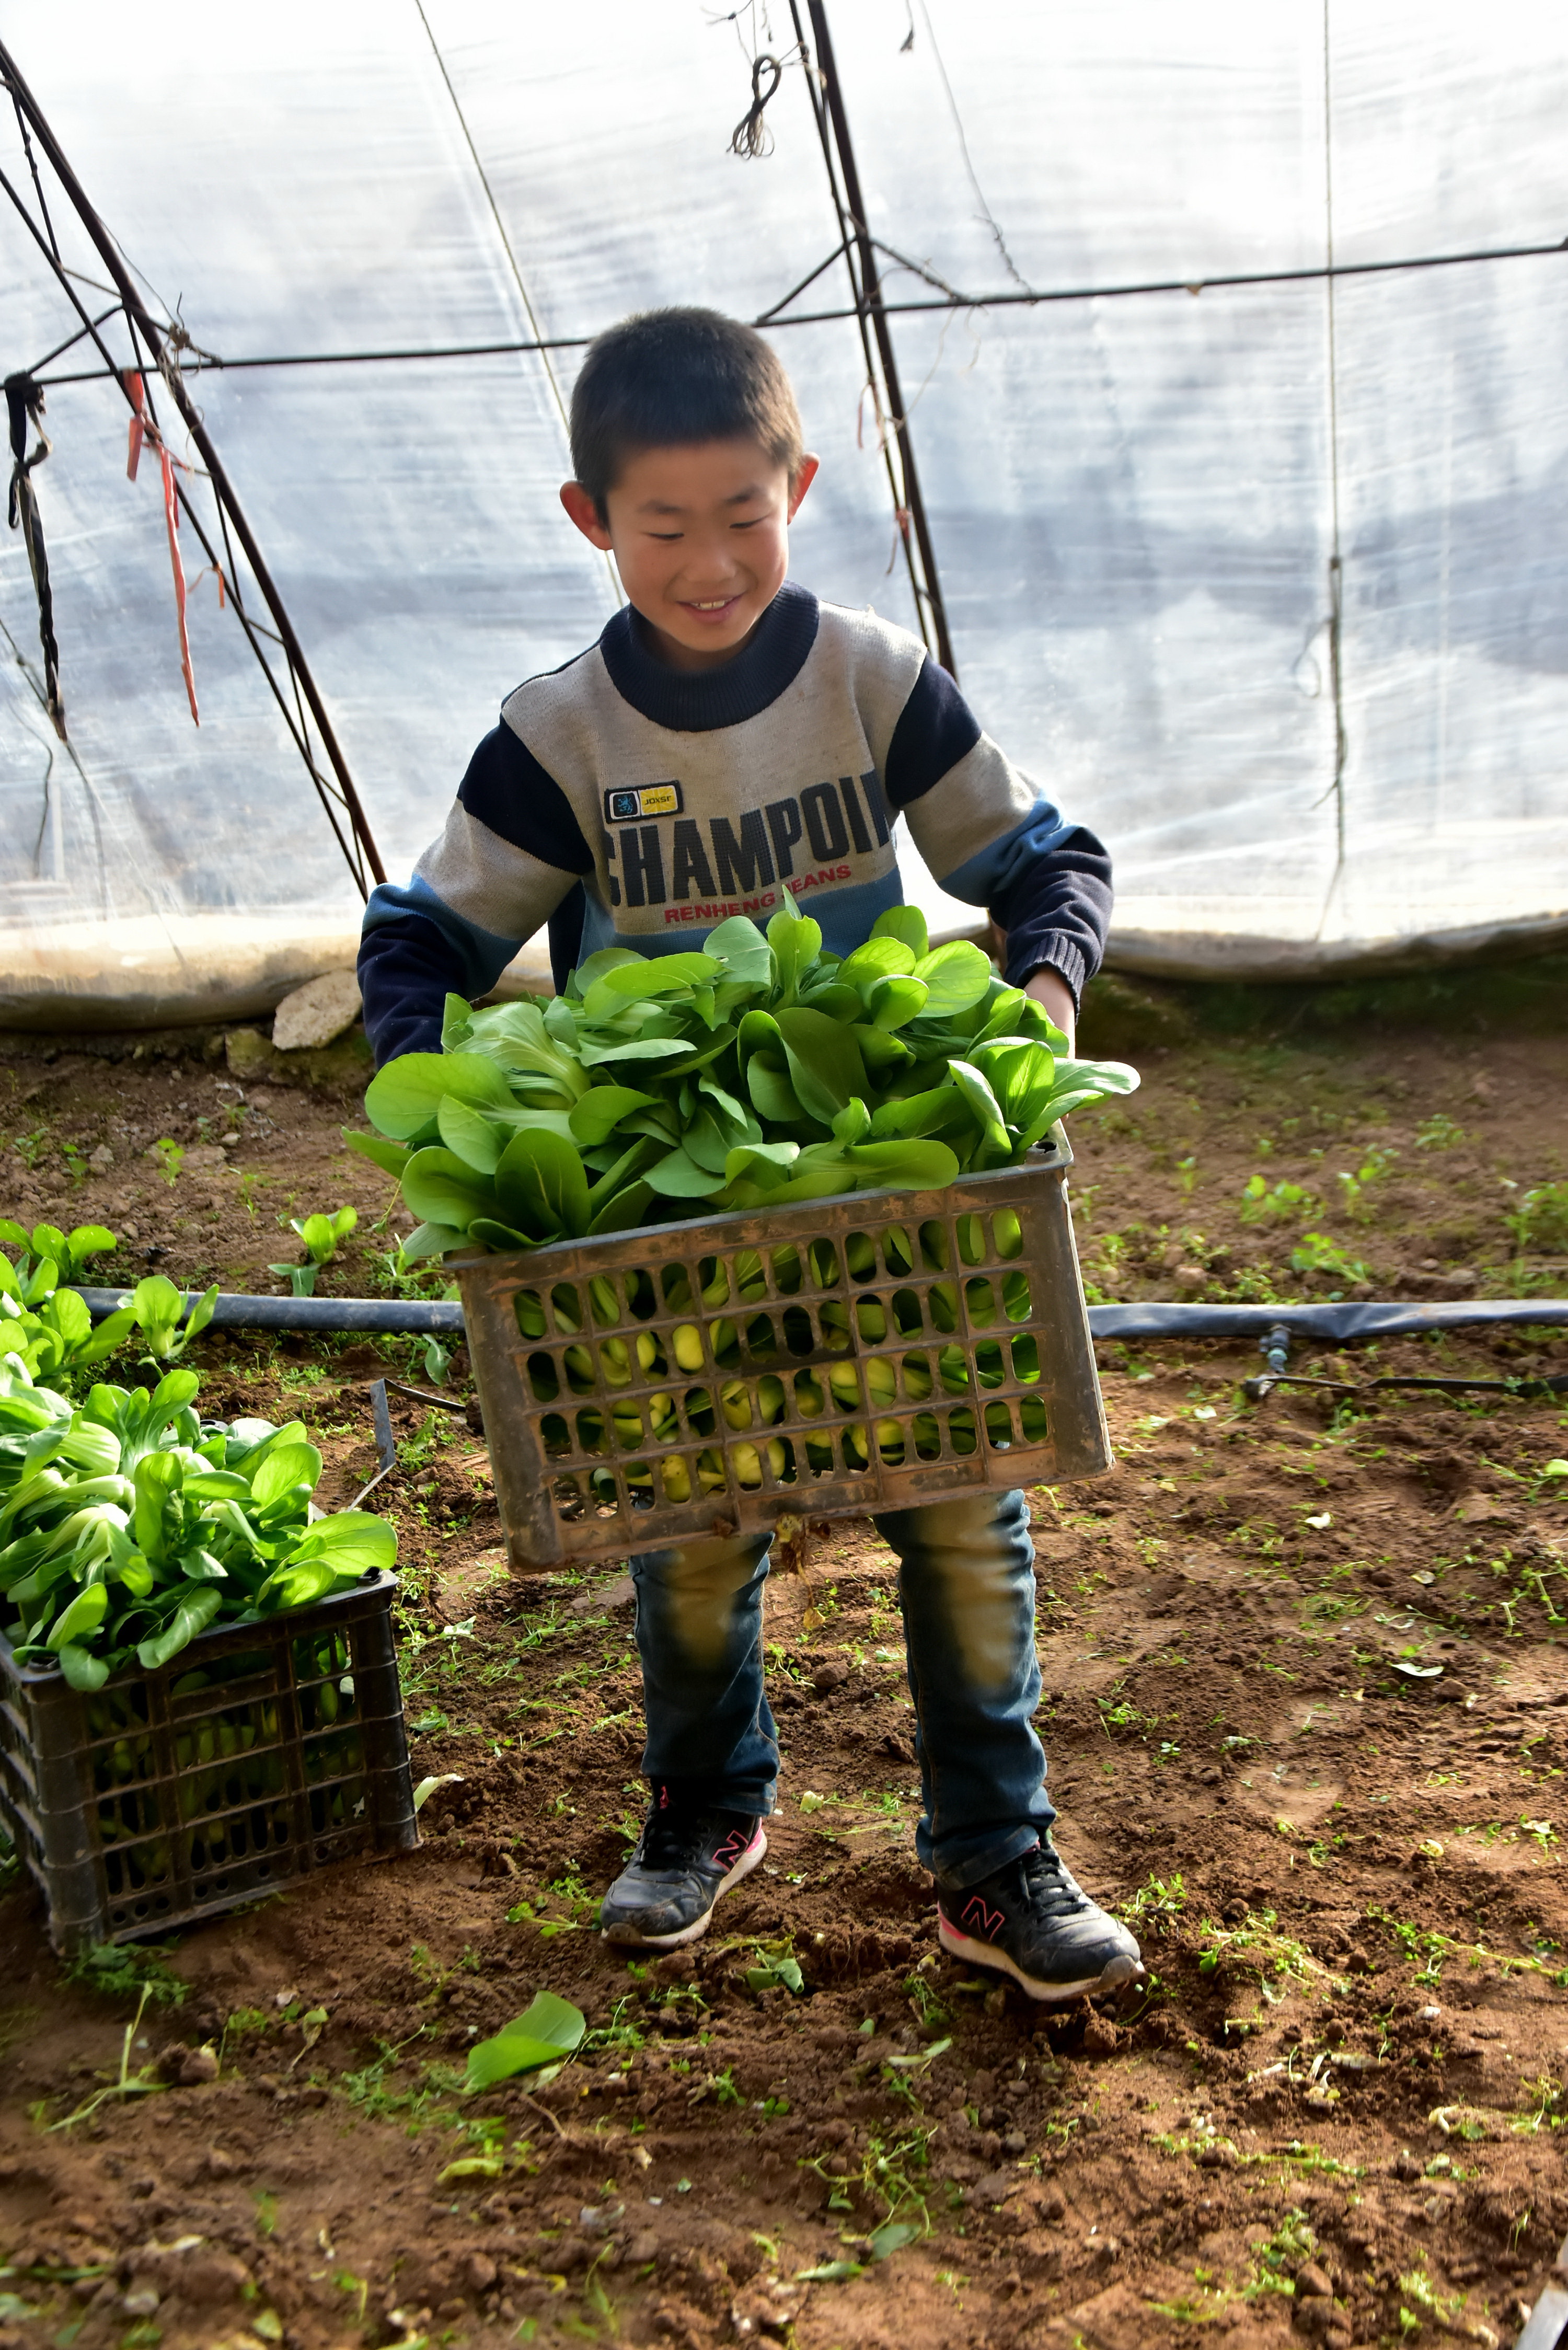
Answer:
[{"xmin": 1, "ymin": 970, "xmax": 1565, "ymax": 2350}]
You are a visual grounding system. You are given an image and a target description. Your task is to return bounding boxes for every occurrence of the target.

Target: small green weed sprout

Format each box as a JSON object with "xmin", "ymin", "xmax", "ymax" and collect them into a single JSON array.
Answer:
[
  {"xmin": 903, "ymin": 1960, "xmax": 948, "ymax": 2031},
  {"xmin": 1289, "ymin": 1231, "xmax": 1368, "ymax": 1284},
  {"xmin": 1248, "ymin": 2210, "xmax": 1316, "ymax": 2299},
  {"xmin": 1333, "ymin": 1146, "xmax": 1399, "ymax": 1219},
  {"xmin": 1510, "ymin": 1181, "xmax": 1568, "ymax": 1261},
  {"xmin": 800, "ymin": 2121, "xmax": 935, "ymax": 2240},
  {"xmin": 1121, "ymin": 1872, "xmax": 1186, "ymax": 1933},
  {"xmin": 1397, "ymin": 2265, "xmax": 1464, "ymax": 2325},
  {"xmin": 152, "ymin": 1137, "xmax": 185, "ymax": 1186},
  {"xmin": 1514, "ymin": 2073, "xmax": 1566, "ymax": 2134},
  {"xmin": 1098, "ymin": 1683, "xmax": 1158, "ymax": 1740},
  {"xmin": 65, "ymin": 1940, "xmax": 187, "ymax": 2008},
  {"xmin": 1240, "ymin": 1176, "xmax": 1315, "ymax": 1226},
  {"xmin": 1196, "ymin": 1909, "xmax": 1334, "ymax": 2005},
  {"xmin": 1415, "ymin": 1114, "xmax": 1465, "ymax": 1151}
]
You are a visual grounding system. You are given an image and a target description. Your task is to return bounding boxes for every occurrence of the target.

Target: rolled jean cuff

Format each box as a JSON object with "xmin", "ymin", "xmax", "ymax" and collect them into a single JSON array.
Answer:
[{"xmin": 929, "ymin": 1823, "xmax": 1047, "ymax": 1894}]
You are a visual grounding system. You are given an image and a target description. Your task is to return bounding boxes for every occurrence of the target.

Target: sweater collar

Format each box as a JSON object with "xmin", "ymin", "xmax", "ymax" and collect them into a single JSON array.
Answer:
[{"xmin": 598, "ymin": 579, "xmax": 819, "ymax": 733}]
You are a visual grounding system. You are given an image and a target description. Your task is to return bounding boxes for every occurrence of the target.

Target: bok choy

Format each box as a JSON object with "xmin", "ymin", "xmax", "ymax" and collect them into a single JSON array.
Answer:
[
  {"xmin": 351, "ymin": 900, "xmax": 1138, "ymax": 1258},
  {"xmin": 0, "ymin": 1361, "xmax": 396, "ymax": 1690}
]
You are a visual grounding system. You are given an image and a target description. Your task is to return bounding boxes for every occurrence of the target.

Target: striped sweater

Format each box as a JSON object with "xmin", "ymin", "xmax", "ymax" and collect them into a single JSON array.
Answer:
[{"xmin": 359, "ymin": 581, "xmax": 1111, "ymax": 1064}]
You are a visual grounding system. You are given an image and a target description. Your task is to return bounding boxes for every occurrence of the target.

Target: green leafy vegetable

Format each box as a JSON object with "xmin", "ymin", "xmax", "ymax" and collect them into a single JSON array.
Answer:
[
  {"xmin": 464, "ymin": 1991, "xmax": 586, "ymax": 2091},
  {"xmin": 108, "ymin": 1275, "xmax": 221, "ymax": 1364},
  {"xmin": 0, "ymin": 1355, "xmax": 397, "ymax": 1685},
  {"xmin": 0, "ymin": 1228, "xmax": 138, "ymax": 1380},
  {"xmin": 352, "ymin": 906, "xmax": 1139, "ymax": 1256}
]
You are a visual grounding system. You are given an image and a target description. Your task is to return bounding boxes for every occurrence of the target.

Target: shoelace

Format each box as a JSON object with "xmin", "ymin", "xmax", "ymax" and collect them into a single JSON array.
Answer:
[
  {"xmin": 1014, "ymin": 1841, "xmax": 1092, "ymax": 1920},
  {"xmin": 638, "ymin": 1805, "xmax": 740, "ymax": 1873}
]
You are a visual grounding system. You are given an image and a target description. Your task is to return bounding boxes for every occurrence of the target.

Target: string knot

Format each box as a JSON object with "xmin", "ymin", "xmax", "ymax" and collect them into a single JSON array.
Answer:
[{"xmin": 729, "ymin": 51, "xmax": 784, "ymax": 159}]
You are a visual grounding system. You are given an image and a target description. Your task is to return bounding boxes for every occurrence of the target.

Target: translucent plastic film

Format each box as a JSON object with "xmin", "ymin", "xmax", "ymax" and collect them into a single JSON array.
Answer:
[{"xmin": 0, "ymin": 0, "xmax": 1563, "ymax": 1025}]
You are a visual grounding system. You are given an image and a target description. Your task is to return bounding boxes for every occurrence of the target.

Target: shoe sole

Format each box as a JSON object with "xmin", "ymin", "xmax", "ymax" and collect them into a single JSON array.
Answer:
[
  {"xmin": 600, "ymin": 1826, "xmax": 767, "ymax": 1951},
  {"xmin": 937, "ymin": 1911, "xmax": 1145, "ymax": 2003}
]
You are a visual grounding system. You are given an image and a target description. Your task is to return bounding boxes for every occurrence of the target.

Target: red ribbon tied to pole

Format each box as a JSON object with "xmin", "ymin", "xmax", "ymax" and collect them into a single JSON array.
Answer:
[{"xmin": 124, "ymin": 368, "xmax": 199, "ymax": 725}]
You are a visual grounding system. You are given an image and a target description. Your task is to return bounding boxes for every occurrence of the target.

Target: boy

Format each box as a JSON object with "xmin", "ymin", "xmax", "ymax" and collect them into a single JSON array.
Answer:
[{"xmin": 359, "ymin": 307, "xmax": 1142, "ymax": 2002}]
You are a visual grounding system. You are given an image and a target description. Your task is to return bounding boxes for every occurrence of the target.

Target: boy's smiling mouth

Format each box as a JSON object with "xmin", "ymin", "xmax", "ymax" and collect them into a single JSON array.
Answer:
[{"xmin": 681, "ymin": 593, "xmax": 747, "ymax": 625}]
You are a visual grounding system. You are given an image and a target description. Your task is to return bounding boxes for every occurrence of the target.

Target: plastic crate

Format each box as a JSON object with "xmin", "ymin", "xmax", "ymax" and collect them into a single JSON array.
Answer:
[
  {"xmin": 0, "ymin": 1570, "xmax": 417, "ymax": 1952},
  {"xmin": 455, "ymin": 1133, "xmax": 1110, "ymax": 1571}
]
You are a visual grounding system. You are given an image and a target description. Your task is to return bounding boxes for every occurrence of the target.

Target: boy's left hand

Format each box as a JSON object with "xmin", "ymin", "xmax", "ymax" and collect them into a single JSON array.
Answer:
[{"xmin": 1025, "ymin": 966, "xmax": 1076, "ymax": 1054}]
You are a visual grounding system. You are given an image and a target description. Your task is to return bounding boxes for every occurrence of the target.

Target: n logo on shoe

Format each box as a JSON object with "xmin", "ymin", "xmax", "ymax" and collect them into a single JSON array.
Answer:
[
  {"xmin": 961, "ymin": 1897, "xmax": 1006, "ymax": 1940},
  {"xmin": 713, "ymin": 1830, "xmax": 750, "ymax": 1870}
]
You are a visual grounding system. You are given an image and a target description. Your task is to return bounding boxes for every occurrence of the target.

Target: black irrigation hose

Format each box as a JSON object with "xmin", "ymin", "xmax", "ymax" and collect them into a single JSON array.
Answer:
[
  {"xmin": 75, "ymin": 1287, "xmax": 1566, "ymax": 1349},
  {"xmin": 1088, "ymin": 1299, "xmax": 1568, "ymax": 1342},
  {"xmin": 74, "ymin": 1286, "xmax": 464, "ymax": 1335}
]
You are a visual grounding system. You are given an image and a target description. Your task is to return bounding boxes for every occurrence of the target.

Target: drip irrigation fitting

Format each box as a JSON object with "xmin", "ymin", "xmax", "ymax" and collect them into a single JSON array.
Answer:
[
  {"xmin": 349, "ymin": 1376, "xmax": 468, "ymax": 1510},
  {"xmin": 1240, "ymin": 1320, "xmax": 1568, "ymax": 1404}
]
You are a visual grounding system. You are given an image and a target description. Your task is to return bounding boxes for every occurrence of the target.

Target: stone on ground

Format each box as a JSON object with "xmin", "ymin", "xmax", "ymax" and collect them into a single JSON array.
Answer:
[{"xmin": 272, "ymin": 968, "xmax": 362, "ymax": 1052}]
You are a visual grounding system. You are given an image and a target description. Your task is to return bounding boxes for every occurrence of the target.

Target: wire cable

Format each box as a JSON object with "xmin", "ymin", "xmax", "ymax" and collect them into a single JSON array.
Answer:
[
  {"xmin": 28, "ymin": 232, "xmax": 1568, "ymax": 389},
  {"xmin": 409, "ymin": 0, "xmax": 624, "ymax": 612}
]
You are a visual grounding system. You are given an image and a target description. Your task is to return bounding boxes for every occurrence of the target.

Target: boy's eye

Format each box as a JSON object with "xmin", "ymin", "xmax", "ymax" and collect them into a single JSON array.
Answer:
[{"xmin": 647, "ymin": 530, "xmax": 683, "ymax": 542}]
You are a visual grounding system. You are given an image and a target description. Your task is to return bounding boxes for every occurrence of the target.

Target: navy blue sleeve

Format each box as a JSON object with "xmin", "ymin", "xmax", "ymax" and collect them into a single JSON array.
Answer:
[
  {"xmin": 357, "ymin": 720, "xmax": 594, "ymax": 1068},
  {"xmin": 882, "ymin": 658, "xmax": 982, "ymax": 809},
  {"xmin": 882, "ymin": 655, "xmax": 1112, "ymax": 1005},
  {"xmin": 458, "ymin": 722, "xmax": 595, "ymax": 866},
  {"xmin": 989, "ymin": 821, "xmax": 1113, "ymax": 1000},
  {"xmin": 359, "ymin": 917, "xmax": 458, "ymax": 1065}
]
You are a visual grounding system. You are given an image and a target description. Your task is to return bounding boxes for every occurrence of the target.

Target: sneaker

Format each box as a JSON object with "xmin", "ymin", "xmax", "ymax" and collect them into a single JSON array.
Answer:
[
  {"xmin": 936, "ymin": 1840, "xmax": 1144, "ymax": 2002},
  {"xmin": 598, "ymin": 1786, "xmax": 766, "ymax": 1949}
]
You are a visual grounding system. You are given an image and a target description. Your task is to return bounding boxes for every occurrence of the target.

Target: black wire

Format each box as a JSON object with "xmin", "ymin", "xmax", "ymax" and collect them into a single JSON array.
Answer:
[
  {"xmin": 26, "ymin": 232, "xmax": 1568, "ymax": 388},
  {"xmin": 25, "ymin": 303, "xmax": 120, "ymax": 377},
  {"xmin": 1246, "ymin": 1370, "xmax": 1568, "ymax": 1402}
]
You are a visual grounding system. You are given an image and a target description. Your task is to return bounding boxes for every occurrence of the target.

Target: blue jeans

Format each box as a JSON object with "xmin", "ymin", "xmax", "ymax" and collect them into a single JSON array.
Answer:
[{"xmin": 627, "ymin": 1489, "xmax": 1055, "ymax": 1891}]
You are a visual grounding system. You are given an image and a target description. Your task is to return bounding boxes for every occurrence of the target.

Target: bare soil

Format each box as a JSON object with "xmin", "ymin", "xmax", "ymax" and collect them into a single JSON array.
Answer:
[{"xmin": 1, "ymin": 980, "xmax": 1565, "ymax": 2350}]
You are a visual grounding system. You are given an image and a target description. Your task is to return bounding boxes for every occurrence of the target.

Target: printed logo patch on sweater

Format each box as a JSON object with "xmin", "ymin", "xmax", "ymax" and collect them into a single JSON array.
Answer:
[{"xmin": 603, "ymin": 781, "xmax": 683, "ymax": 823}]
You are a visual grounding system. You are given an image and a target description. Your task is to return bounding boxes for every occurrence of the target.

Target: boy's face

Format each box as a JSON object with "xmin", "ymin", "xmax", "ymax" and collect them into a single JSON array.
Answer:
[{"xmin": 561, "ymin": 438, "xmax": 818, "ymax": 672}]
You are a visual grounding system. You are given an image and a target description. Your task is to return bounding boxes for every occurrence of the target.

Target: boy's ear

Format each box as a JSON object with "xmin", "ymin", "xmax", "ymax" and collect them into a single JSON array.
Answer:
[
  {"xmin": 560, "ymin": 481, "xmax": 614, "ymax": 550},
  {"xmin": 787, "ymin": 454, "xmax": 820, "ymax": 522}
]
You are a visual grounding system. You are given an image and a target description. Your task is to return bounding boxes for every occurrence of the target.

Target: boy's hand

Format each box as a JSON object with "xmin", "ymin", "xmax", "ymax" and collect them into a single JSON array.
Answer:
[{"xmin": 1025, "ymin": 966, "xmax": 1076, "ymax": 1054}]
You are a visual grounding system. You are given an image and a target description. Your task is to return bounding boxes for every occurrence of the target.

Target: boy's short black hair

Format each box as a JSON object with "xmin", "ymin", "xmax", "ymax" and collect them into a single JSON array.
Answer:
[{"xmin": 569, "ymin": 307, "xmax": 803, "ymax": 518}]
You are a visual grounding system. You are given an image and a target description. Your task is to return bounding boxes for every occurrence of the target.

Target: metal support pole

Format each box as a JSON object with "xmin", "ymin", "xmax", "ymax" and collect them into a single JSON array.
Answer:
[
  {"xmin": 794, "ymin": 0, "xmax": 956, "ymax": 677},
  {"xmin": 0, "ymin": 39, "xmax": 386, "ymax": 893}
]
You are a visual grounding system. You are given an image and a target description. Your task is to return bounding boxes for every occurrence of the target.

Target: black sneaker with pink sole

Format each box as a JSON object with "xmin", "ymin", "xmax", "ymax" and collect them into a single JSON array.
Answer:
[
  {"xmin": 598, "ymin": 1784, "xmax": 766, "ymax": 1949},
  {"xmin": 937, "ymin": 1839, "xmax": 1144, "ymax": 2002}
]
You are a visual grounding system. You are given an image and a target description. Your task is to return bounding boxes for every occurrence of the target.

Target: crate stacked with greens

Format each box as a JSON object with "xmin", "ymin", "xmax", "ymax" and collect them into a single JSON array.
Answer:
[
  {"xmin": 0, "ymin": 1223, "xmax": 397, "ymax": 1694},
  {"xmin": 350, "ymin": 901, "xmax": 1137, "ymax": 1258},
  {"xmin": 0, "ymin": 1361, "xmax": 396, "ymax": 1693}
]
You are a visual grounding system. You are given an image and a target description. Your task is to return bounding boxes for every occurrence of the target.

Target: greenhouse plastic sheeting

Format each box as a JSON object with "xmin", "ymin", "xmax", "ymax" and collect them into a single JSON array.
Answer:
[{"xmin": 1, "ymin": 0, "xmax": 1565, "ymax": 1027}]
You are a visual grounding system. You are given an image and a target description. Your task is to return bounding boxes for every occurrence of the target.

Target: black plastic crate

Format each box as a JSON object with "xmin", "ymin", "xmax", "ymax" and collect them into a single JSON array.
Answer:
[{"xmin": 0, "ymin": 1570, "xmax": 417, "ymax": 1951}]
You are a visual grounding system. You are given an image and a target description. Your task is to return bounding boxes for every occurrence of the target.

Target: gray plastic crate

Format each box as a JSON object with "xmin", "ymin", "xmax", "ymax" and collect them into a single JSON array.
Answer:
[
  {"xmin": 454, "ymin": 1132, "xmax": 1110, "ymax": 1572},
  {"xmin": 0, "ymin": 1570, "xmax": 417, "ymax": 1951}
]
